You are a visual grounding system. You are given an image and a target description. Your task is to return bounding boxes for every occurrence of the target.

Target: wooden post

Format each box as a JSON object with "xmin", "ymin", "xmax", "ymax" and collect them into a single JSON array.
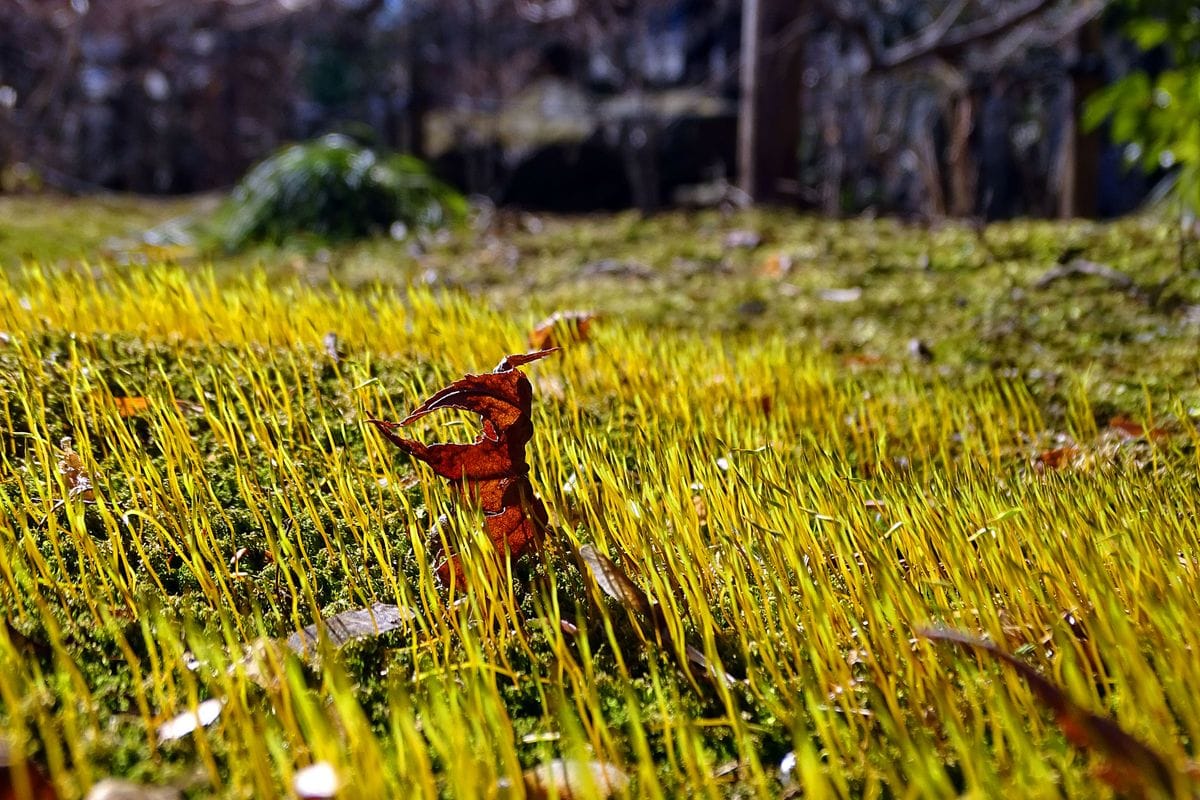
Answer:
[{"xmin": 738, "ymin": 0, "xmax": 804, "ymax": 203}]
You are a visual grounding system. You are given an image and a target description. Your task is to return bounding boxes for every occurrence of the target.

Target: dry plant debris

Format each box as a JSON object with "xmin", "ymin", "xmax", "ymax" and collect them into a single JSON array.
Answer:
[{"xmin": 369, "ymin": 350, "xmax": 556, "ymax": 584}]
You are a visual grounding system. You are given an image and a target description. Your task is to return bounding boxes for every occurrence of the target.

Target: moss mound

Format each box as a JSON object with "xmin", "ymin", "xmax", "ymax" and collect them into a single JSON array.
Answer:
[{"xmin": 214, "ymin": 134, "xmax": 466, "ymax": 249}]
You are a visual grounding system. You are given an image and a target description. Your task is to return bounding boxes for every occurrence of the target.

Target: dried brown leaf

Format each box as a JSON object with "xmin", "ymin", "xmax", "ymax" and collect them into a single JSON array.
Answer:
[
  {"xmin": 577, "ymin": 545, "xmax": 654, "ymax": 619},
  {"xmin": 919, "ymin": 627, "xmax": 1183, "ymax": 797},
  {"xmin": 1035, "ymin": 445, "xmax": 1080, "ymax": 471},
  {"xmin": 529, "ymin": 311, "xmax": 596, "ymax": 351},
  {"xmin": 369, "ymin": 350, "xmax": 556, "ymax": 583},
  {"xmin": 1108, "ymin": 415, "xmax": 1168, "ymax": 441},
  {"xmin": 111, "ymin": 397, "xmax": 152, "ymax": 417}
]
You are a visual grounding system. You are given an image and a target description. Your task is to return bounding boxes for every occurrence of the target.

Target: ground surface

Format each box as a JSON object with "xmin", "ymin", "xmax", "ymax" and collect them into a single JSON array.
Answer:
[{"xmin": 1, "ymin": 195, "xmax": 1199, "ymax": 799}]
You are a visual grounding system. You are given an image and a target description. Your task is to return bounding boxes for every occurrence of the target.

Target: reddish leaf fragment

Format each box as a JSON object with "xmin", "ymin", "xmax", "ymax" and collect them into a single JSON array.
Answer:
[
  {"xmin": 758, "ymin": 252, "xmax": 792, "ymax": 279},
  {"xmin": 919, "ymin": 627, "xmax": 1183, "ymax": 797},
  {"xmin": 841, "ymin": 353, "xmax": 884, "ymax": 368},
  {"xmin": 1035, "ymin": 445, "xmax": 1080, "ymax": 471},
  {"xmin": 1108, "ymin": 415, "xmax": 1168, "ymax": 441},
  {"xmin": 111, "ymin": 396, "xmax": 151, "ymax": 417},
  {"xmin": 529, "ymin": 311, "xmax": 596, "ymax": 351},
  {"xmin": 370, "ymin": 350, "xmax": 556, "ymax": 583}
]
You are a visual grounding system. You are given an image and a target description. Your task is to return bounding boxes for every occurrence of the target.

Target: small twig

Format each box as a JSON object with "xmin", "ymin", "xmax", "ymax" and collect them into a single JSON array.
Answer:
[
  {"xmin": 36, "ymin": 498, "xmax": 67, "ymax": 531},
  {"xmin": 1033, "ymin": 258, "xmax": 1138, "ymax": 294}
]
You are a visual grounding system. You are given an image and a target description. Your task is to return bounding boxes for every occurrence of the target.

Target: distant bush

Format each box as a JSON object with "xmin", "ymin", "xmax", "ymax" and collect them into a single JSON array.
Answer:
[
  {"xmin": 214, "ymin": 134, "xmax": 467, "ymax": 249},
  {"xmin": 1085, "ymin": 2, "xmax": 1200, "ymax": 213}
]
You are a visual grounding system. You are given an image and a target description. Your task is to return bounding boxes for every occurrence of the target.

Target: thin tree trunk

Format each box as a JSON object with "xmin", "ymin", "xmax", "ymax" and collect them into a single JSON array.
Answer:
[
  {"xmin": 948, "ymin": 91, "xmax": 977, "ymax": 217},
  {"xmin": 1064, "ymin": 18, "xmax": 1103, "ymax": 218},
  {"xmin": 738, "ymin": 0, "xmax": 805, "ymax": 203}
]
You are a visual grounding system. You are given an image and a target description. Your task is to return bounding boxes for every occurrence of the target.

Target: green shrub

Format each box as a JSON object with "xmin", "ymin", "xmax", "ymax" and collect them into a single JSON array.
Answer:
[
  {"xmin": 214, "ymin": 134, "xmax": 466, "ymax": 249},
  {"xmin": 1085, "ymin": 2, "xmax": 1200, "ymax": 212}
]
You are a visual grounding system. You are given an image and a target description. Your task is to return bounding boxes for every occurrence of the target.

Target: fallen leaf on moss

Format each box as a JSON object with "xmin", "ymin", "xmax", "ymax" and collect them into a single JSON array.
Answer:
[
  {"xmin": 758, "ymin": 252, "xmax": 792, "ymax": 278},
  {"xmin": 111, "ymin": 396, "xmax": 152, "ymax": 417},
  {"xmin": 578, "ymin": 545, "xmax": 656, "ymax": 621},
  {"xmin": 1108, "ymin": 415, "xmax": 1167, "ymax": 441},
  {"xmin": 529, "ymin": 311, "xmax": 596, "ymax": 350},
  {"xmin": 286, "ymin": 602, "xmax": 415, "ymax": 656},
  {"xmin": 1035, "ymin": 445, "xmax": 1080, "ymax": 471},
  {"xmin": 578, "ymin": 545, "xmax": 735, "ymax": 690},
  {"xmin": 841, "ymin": 353, "xmax": 883, "ymax": 368},
  {"xmin": 919, "ymin": 627, "xmax": 1183, "ymax": 797},
  {"xmin": 370, "ymin": 350, "xmax": 556, "ymax": 584}
]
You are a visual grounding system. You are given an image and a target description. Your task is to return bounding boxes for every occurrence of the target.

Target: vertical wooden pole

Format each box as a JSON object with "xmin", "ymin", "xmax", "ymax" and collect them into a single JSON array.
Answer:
[{"xmin": 738, "ymin": 0, "xmax": 804, "ymax": 203}]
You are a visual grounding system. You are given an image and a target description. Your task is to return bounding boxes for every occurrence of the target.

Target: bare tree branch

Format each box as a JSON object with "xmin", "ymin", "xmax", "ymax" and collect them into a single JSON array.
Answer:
[
  {"xmin": 817, "ymin": 0, "xmax": 1061, "ymax": 73},
  {"xmin": 976, "ymin": 0, "xmax": 1106, "ymax": 73}
]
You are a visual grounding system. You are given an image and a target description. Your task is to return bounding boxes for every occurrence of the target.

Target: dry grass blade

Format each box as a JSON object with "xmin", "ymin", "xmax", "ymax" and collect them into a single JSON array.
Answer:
[
  {"xmin": 918, "ymin": 627, "xmax": 1184, "ymax": 797},
  {"xmin": 577, "ymin": 545, "xmax": 735, "ymax": 689},
  {"xmin": 577, "ymin": 545, "xmax": 654, "ymax": 620}
]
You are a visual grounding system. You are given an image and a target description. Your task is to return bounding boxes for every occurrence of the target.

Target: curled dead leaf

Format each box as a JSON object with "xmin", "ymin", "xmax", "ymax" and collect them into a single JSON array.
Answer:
[{"xmin": 370, "ymin": 350, "xmax": 556, "ymax": 584}]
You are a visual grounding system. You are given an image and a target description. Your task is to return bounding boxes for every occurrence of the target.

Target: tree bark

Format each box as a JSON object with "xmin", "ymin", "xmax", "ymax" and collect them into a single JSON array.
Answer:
[
  {"xmin": 1061, "ymin": 17, "xmax": 1103, "ymax": 218},
  {"xmin": 737, "ymin": 0, "xmax": 805, "ymax": 203},
  {"xmin": 948, "ymin": 90, "xmax": 977, "ymax": 217}
]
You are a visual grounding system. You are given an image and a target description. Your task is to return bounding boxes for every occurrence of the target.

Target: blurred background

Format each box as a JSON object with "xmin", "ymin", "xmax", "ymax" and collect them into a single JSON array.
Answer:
[{"xmin": 0, "ymin": 0, "xmax": 1195, "ymax": 221}]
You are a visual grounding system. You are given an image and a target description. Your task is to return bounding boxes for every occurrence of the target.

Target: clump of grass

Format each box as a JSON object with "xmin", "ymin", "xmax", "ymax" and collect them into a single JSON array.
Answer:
[{"xmin": 0, "ymin": 262, "xmax": 1198, "ymax": 797}]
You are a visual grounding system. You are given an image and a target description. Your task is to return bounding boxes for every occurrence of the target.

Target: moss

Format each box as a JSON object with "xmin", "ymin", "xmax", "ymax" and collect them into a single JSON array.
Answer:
[{"xmin": 2, "ymin": 201, "xmax": 1199, "ymax": 797}]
